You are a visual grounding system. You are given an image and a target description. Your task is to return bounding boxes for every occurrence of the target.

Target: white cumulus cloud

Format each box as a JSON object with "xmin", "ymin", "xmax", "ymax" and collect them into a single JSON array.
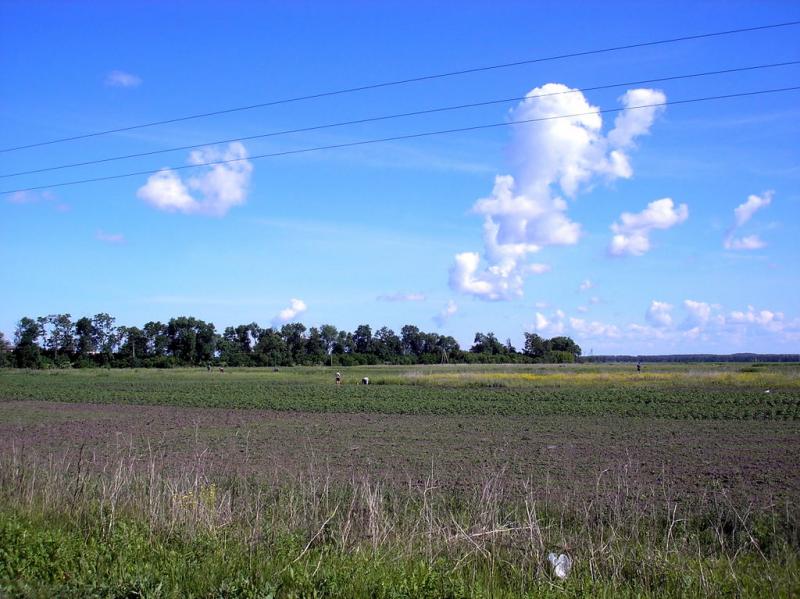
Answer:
[
  {"xmin": 646, "ymin": 300, "xmax": 673, "ymax": 328},
  {"xmin": 682, "ymin": 299, "xmax": 715, "ymax": 328},
  {"xmin": 579, "ymin": 279, "xmax": 593, "ymax": 292},
  {"xmin": 137, "ymin": 142, "xmax": 252, "ymax": 216},
  {"xmin": 608, "ymin": 198, "xmax": 688, "ymax": 256},
  {"xmin": 734, "ymin": 192, "xmax": 773, "ymax": 227},
  {"xmin": 105, "ymin": 70, "xmax": 142, "ymax": 88},
  {"xmin": 728, "ymin": 306, "xmax": 784, "ymax": 331},
  {"xmin": 532, "ymin": 309, "xmax": 566, "ymax": 336},
  {"xmin": 451, "ymin": 83, "xmax": 665, "ymax": 299},
  {"xmin": 724, "ymin": 191, "xmax": 773, "ymax": 251},
  {"xmin": 449, "ymin": 251, "xmax": 521, "ymax": 301},
  {"xmin": 272, "ymin": 298, "xmax": 307, "ymax": 326},
  {"xmin": 607, "ymin": 89, "xmax": 667, "ymax": 149},
  {"xmin": 569, "ymin": 317, "xmax": 621, "ymax": 338}
]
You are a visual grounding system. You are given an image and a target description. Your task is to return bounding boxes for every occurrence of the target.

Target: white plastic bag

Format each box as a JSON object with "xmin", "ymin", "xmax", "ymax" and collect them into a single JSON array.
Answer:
[{"xmin": 547, "ymin": 552, "xmax": 572, "ymax": 579}]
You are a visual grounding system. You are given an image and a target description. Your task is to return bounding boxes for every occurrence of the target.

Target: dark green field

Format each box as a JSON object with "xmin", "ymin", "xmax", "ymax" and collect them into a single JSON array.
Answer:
[
  {"xmin": 1, "ymin": 363, "xmax": 799, "ymax": 597},
  {"xmin": 1, "ymin": 362, "xmax": 798, "ymax": 418}
]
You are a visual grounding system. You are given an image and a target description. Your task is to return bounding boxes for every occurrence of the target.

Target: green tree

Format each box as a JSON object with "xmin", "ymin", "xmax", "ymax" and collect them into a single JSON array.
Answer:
[
  {"xmin": 374, "ymin": 326, "xmax": 402, "ymax": 361},
  {"xmin": 143, "ymin": 321, "xmax": 169, "ymax": 357},
  {"xmin": 75, "ymin": 317, "xmax": 97, "ymax": 360},
  {"xmin": 92, "ymin": 313, "xmax": 117, "ymax": 365},
  {"xmin": 280, "ymin": 323, "xmax": 307, "ymax": 365},
  {"xmin": 13, "ymin": 317, "xmax": 42, "ymax": 368},
  {"xmin": 400, "ymin": 325, "xmax": 423, "ymax": 356},
  {"xmin": 219, "ymin": 323, "xmax": 258, "ymax": 366},
  {"xmin": 167, "ymin": 317, "xmax": 217, "ymax": 365},
  {"xmin": 319, "ymin": 324, "xmax": 338, "ymax": 355},
  {"xmin": 352, "ymin": 324, "xmax": 373, "ymax": 354},
  {"xmin": 549, "ymin": 336, "xmax": 581, "ymax": 357},
  {"xmin": 50, "ymin": 314, "xmax": 75, "ymax": 362},
  {"xmin": 118, "ymin": 326, "xmax": 147, "ymax": 363},
  {"xmin": 333, "ymin": 330, "xmax": 352, "ymax": 354},
  {"xmin": 471, "ymin": 332, "xmax": 504, "ymax": 355},
  {"xmin": 0, "ymin": 331, "xmax": 10, "ymax": 367},
  {"xmin": 523, "ymin": 332, "xmax": 548, "ymax": 359},
  {"xmin": 305, "ymin": 327, "xmax": 327, "ymax": 364},
  {"xmin": 254, "ymin": 328, "xmax": 289, "ymax": 366}
]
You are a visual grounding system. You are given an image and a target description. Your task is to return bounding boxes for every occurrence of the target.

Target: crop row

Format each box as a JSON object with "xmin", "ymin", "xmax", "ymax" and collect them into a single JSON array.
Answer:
[{"xmin": 1, "ymin": 369, "xmax": 799, "ymax": 420}]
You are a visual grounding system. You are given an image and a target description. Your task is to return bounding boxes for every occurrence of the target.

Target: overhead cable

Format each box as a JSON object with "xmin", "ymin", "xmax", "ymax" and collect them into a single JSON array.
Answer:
[
  {"xmin": 2, "ymin": 85, "xmax": 798, "ymax": 196},
  {"xmin": 1, "ymin": 20, "xmax": 798, "ymax": 153},
  {"xmin": 3, "ymin": 60, "xmax": 797, "ymax": 179}
]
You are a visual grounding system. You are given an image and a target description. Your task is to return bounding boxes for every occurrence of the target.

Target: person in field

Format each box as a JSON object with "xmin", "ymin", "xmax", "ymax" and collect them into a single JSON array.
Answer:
[{"xmin": 336, "ymin": 372, "xmax": 342, "ymax": 385}]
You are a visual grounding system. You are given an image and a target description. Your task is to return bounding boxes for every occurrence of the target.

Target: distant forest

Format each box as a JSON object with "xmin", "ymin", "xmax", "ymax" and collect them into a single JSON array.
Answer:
[
  {"xmin": 2, "ymin": 314, "xmax": 795, "ymax": 369},
  {"xmin": 0, "ymin": 313, "xmax": 582, "ymax": 369},
  {"xmin": 586, "ymin": 353, "xmax": 799, "ymax": 363}
]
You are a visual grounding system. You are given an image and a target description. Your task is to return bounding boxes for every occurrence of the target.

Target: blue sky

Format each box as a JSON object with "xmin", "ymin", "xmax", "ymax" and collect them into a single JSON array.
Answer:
[{"xmin": 1, "ymin": 1, "xmax": 798, "ymax": 354}]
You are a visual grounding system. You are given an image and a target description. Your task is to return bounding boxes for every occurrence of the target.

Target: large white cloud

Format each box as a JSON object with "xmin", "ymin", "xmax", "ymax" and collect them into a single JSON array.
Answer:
[
  {"xmin": 451, "ymin": 84, "xmax": 665, "ymax": 299},
  {"xmin": 724, "ymin": 191, "xmax": 773, "ymax": 250},
  {"xmin": 608, "ymin": 198, "xmax": 688, "ymax": 256},
  {"xmin": 137, "ymin": 142, "xmax": 252, "ymax": 216}
]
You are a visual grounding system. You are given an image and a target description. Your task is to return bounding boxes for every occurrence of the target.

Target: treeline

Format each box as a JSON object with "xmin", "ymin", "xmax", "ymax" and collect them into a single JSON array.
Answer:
[
  {"xmin": 586, "ymin": 353, "xmax": 800, "ymax": 363},
  {"xmin": 0, "ymin": 313, "xmax": 582, "ymax": 369}
]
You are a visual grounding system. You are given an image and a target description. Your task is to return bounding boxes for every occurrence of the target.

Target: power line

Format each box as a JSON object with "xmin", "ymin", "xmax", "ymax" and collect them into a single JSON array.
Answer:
[
  {"xmin": 2, "ymin": 20, "xmax": 798, "ymax": 154},
  {"xmin": 2, "ymin": 85, "xmax": 797, "ymax": 196},
  {"xmin": 3, "ymin": 60, "xmax": 797, "ymax": 179}
]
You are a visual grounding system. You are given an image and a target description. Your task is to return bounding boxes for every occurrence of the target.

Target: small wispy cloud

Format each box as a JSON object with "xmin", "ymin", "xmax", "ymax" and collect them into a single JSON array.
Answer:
[
  {"xmin": 105, "ymin": 70, "xmax": 142, "ymax": 88},
  {"xmin": 578, "ymin": 279, "xmax": 593, "ymax": 292},
  {"xmin": 96, "ymin": 230, "xmax": 126, "ymax": 244},
  {"xmin": 377, "ymin": 292, "xmax": 426, "ymax": 302},
  {"xmin": 434, "ymin": 300, "xmax": 458, "ymax": 327},
  {"xmin": 724, "ymin": 191, "xmax": 772, "ymax": 251},
  {"xmin": 272, "ymin": 298, "xmax": 307, "ymax": 326},
  {"xmin": 7, "ymin": 190, "xmax": 56, "ymax": 204},
  {"xmin": 7, "ymin": 190, "xmax": 69, "ymax": 212}
]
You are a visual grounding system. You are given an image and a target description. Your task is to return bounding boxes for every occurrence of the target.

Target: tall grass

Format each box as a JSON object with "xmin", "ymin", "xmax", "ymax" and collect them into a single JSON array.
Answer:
[{"xmin": 1, "ymin": 438, "xmax": 798, "ymax": 597}]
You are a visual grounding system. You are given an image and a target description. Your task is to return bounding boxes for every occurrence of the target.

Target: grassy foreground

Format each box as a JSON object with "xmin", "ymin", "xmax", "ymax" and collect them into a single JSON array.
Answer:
[
  {"xmin": 1, "ymin": 445, "xmax": 798, "ymax": 598},
  {"xmin": 2, "ymin": 363, "xmax": 799, "ymax": 596}
]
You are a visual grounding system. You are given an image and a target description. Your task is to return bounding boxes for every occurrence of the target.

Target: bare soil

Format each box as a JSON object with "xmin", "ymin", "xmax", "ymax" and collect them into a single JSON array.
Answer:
[{"xmin": 2, "ymin": 400, "xmax": 798, "ymax": 505}]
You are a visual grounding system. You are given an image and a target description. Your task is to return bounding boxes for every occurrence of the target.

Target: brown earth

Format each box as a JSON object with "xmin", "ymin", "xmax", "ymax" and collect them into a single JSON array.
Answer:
[{"xmin": 1, "ymin": 400, "xmax": 798, "ymax": 505}]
